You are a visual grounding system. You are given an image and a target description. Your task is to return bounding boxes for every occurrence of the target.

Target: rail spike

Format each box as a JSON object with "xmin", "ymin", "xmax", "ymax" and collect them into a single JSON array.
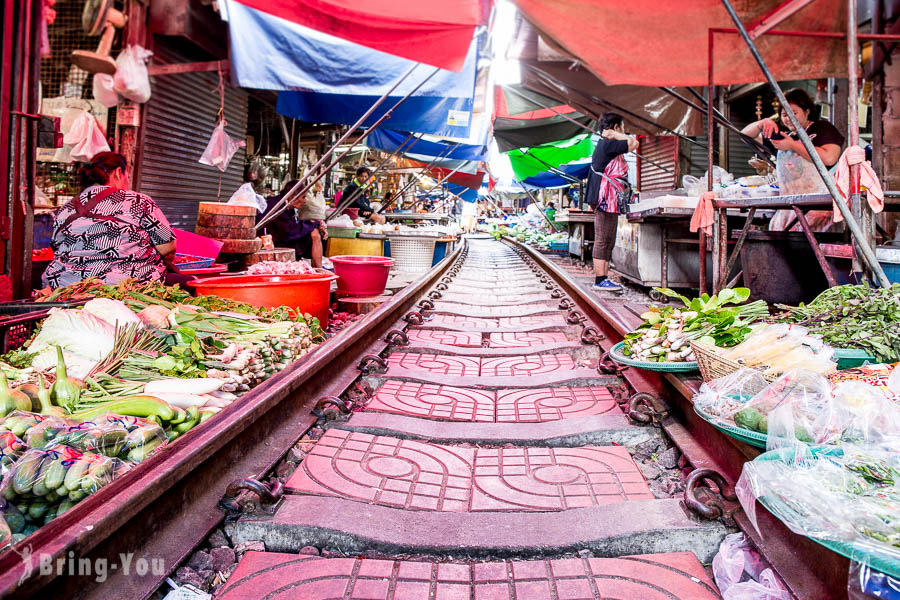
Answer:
[
  {"xmin": 580, "ymin": 326, "xmax": 605, "ymax": 345},
  {"xmin": 436, "ymin": 283, "xmax": 448, "ymax": 291},
  {"xmin": 312, "ymin": 395, "xmax": 353, "ymax": 420},
  {"xmin": 626, "ymin": 392, "xmax": 664, "ymax": 424},
  {"xmin": 550, "ymin": 288, "xmax": 564, "ymax": 299},
  {"xmin": 404, "ymin": 311, "xmax": 424, "ymax": 324},
  {"xmin": 428, "ymin": 290, "xmax": 443, "ymax": 300},
  {"xmin": 598, "ymin": 350, "xmax": 623, "ymax": 375},
  {"xmin": 418, "ymin": 299, "xmax": 434, "ymax": 310},
  {"xmin": 682, "ymin": 469, "xmax": 739, "ymax": 521},
  {"xmin": 558, "ymin": 298, "xmax": 575, "ymax": 310},
  {"xmin": 566, "ymin": 310, "xmax": 587, "ymax": 324},
  {"xmin": 358, "ymin": 354, "xmax": 388, "ymax": 374},
  {"xmin": 223, "ymin": 476, "xmax": 284, "ymax": 514},
  {"xmin": 385, "ymin": 329, "xmax": 409, "ymax": 346}
]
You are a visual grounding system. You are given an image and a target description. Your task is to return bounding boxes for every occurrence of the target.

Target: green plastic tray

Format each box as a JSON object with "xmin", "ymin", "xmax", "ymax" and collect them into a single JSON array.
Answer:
[
  {"xmin": 609, "ymin": 341, "xmax": 699, "ymax": 373},
  {"xmin": 754, "ymin": 447, "xmax": 900, "ymax": 579},
  {"xmin": 694, "ymin": 404, "xmax": 768, "ymax": 448},
  {"xmin": 327, "ymin": 227, "xmax": 360, "ymax": 239},
  {"xmin": 833, "ymin": 347, "xmax": 878, "ymax": 370}
]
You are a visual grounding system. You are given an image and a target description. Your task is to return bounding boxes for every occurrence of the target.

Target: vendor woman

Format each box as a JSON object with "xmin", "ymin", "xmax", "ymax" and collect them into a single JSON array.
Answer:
[
  {"xmin": 741, "ymin": 88, "xmax": 844, "ymax": 231},
  {"xmin": 42, "ymin": 152, "xmax": 176, "ymax": 289},
  {"xmin": 342, "ymin": 166, "xmax": 387, "ymax": 225},
  {"xmin": 259, "ymin": 180, "xmax": 328, "ymax": 268}
]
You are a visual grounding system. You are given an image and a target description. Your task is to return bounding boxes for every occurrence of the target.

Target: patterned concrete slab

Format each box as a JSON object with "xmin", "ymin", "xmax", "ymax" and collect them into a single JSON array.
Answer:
[
  {"xmin": 414, "ymin": 315, "xmax": 568, "ymax": 333},
  {"xmin": 368, "ymin": 367, "xmax": 617, "ymax": 390},
  {"xmin": 480, "ymin": 354, "xmax": 577, "ymax": 377},
  {"xmin": 215, "ymin": 552, "xmax": 721, "ymax": 600},
  {"xmin": 438, "ymin": 292, "xmax": 552, "ymax": 306},
  {"xmin": 365, "ymin": 382, "xmax": 619, "ymax": 423},
  {"xmin": 405, "ymin": 330, "xmax": 483, "ymax": 348},
  {"xmin": 430, "ymin": 303, "xmax": 559, "ymax": 318},
  {"xmin": 284, "ymin": 430, "xmax": 653, "ymax": 511},
  {"xmin": 366, "ymin": 381, "xmax": 496, "ymax": 422},
  {"xmin": 488, "ymin": 332, "xmax": 570, "ymax": 347},
  {"xmin": 385, "ymin": 353, "xmax": 480, "ymax": 376}
]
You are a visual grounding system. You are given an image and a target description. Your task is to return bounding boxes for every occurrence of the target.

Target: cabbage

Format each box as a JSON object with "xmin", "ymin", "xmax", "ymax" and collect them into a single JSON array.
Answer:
[
  {"xmin": 82, "ymin": 298, "xmax": 142, "ymax": 328},
  {"xmin": 30, "ymin": 346, "xmax": 97, "ymax": 379},
  {"xmin": 26, "ymin": 308, "xmax": 116, "ymax": 361}
]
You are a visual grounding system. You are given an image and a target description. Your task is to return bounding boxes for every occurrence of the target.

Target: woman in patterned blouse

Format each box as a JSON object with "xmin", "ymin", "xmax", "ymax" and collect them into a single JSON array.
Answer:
[{"xmin": 42, "ymin": 152, "xmax": 177, "ymax": 289}]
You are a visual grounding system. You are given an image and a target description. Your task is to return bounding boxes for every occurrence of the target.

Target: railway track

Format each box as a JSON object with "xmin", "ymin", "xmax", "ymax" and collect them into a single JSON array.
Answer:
[{"xmin": 0, "ymin": 237, "xmax": 845, "ymax": 599}]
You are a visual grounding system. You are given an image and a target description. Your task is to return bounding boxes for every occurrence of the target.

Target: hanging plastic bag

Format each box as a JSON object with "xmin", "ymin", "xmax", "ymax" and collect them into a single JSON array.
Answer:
[
  {"xmin": 113, "ymin": 45, "xmax": 153, "ymax": 104},
  {"xmin": 92, "ymin": 73, "xmax": 120, "ymax": 108},
  {"xmin": 227, "ymin": 183, "xmax": 266, "ymax": 213},
  {"xmin": 200, "ymin": 120, "xmax": 244, "ymax": 173},
  {"xmin": 64, "ymin": 110, "xmax": 110, "ymax": 162}
]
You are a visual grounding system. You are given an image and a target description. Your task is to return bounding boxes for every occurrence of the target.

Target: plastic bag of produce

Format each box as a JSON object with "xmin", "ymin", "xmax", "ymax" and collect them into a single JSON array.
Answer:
[
  {"xmin": 0, "ymin": 500, "xmax": 28, "ymax": 545},
  {"xmin": 694, "ymin": 368, "xmax": 769, "ymax": 419},
  {"xmin": 113, "ymin": 45, "xmax": 153, "ymax": 104},
  {"xmin": 0, "ymin": 411, "xmax": 55, "ymax": 440},
  {"xmin": 0, "ymin": 431, "xmax": 27, "ymax": 476},
  {"xmin": 200, "ymin": 120, "xmax": 245, "ymax": 173},
  {"xmin": 21, "ymin": 415, "xmax": 73, "ymax": 449},
  {"xmin": 2, "ymin": 445, "xmax": 130, "ymax": 523},
  {"xmin": 33, "ymin": 414, "xmax": 166, "ymax": 463},
  {"xmin": 92, "ymin": 73, "xmax": 120, "ymax": 108},
  {"xmin": 720, "ymin": 324, "xmax": 836, "ymax": 377},
  {"xmin": 833, "ymin": 382, "xmax": 900, "ymax": 450}
]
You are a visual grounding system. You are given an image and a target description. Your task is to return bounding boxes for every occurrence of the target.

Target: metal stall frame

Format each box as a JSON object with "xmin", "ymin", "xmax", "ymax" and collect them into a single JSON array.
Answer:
[{"xmin": 701, "ymin": 2, "xmax": 897, "ymax": 292}]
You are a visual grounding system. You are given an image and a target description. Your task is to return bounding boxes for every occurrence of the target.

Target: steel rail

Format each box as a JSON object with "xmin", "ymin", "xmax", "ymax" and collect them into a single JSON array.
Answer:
[
  {"xmin": 503, "ymin": 236, "xmax": 850, "ymax": 599},
  {"xmin": 0, "ymin": 244, "xmax": 465, "ymax": 599}
]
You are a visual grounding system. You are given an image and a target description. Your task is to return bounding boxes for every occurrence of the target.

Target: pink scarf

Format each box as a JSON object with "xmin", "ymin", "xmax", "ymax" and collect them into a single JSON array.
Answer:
[{"xmin": 598, "ymin": 155, "xmax": 628, "ymax": 213}]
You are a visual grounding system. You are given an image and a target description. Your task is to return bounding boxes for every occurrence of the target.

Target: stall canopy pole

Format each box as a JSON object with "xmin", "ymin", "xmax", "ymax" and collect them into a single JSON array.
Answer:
[
  {"xmin": 379, "ymin": 143, "xmax": 460, "ymax": 213},
  {"xmin": 503, "ymin": 85, "xmax": 678, "ymax": 175},
  {"xmin": 519, "ymin": 183, "xmax": 562, "ymax": 231},
  {"xmin": 324, "ymin": 131, "xmax": 422, "ymax": 221},
  {"xmin": 846, "ymin": 0, "xmax": 872, "ymax": 276},
  {"xmin": 659, "ymin": 86, "xmax": 775, "ymax": 164},
  {"xmin": 521, "ymin": 148, "xmax": 582, "ymax": 184},
  {"xmin": 719, "ymin": 0, "xmax": 891, "ymax": 287},
  {"xmin": 404, "ymin": 158, "xmax": 469, "ymax": 212},
  {"xmin": 257, "ymin": 66, "xmax": 440, "ymax": 231}
]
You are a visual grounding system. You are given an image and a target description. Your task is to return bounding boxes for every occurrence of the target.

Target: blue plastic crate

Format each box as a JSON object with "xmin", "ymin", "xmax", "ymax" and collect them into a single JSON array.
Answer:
[{"xmin": 877, "ymin": 246, "xmax": 900, "ymax": 284}]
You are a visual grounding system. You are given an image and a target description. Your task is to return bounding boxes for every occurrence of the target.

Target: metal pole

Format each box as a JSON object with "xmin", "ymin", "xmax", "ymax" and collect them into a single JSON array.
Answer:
[
  {"xmin": 720, "ymin": 0, "xmax": 891, "ymax": 287},
  {"xmin": 503, "ymin": 85, "xmax": 678, "ymax": 174},
  {"xmin": 257, "ymin": 66, "xmax": 440, "ymax": 231},
  {"xmin": 379, "ymin": 143, "xmax": 460, "ymax": 213},
  {"xmin": 324, "ymin": 132, "xmax": 421, "ymax": 221},
  {"xmin": 519, "ymin": 183, "xmax": 561, "ymax": 231},
  {"xmin": 400, "ymin": 159, "xmax": 470, "ymax": 213},
  {"xmin": 847, "ymin": 0, "xmax": 870, "ymax": 276},
  {"xmin": 660, "ymin": 86, "xmax": 775, "ymax": 163}
]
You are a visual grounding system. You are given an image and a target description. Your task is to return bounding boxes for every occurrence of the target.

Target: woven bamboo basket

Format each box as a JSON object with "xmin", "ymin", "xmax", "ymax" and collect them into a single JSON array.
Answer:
[{"xmin": 690, "ymin": 341, "xmax": 779, "ymax": 384}]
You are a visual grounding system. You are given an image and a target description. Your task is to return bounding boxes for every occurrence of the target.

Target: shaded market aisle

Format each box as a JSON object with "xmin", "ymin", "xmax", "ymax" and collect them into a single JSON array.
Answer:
[{"xmin": 216, "ymin": 239, "xmax": 727, "ymax": 599}]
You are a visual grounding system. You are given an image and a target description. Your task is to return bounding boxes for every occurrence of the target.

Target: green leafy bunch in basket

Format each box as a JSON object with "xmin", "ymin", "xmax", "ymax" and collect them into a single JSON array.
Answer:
[{"xmin": 622, "ymin": 288, "xmax": 768, "ymax": 363}]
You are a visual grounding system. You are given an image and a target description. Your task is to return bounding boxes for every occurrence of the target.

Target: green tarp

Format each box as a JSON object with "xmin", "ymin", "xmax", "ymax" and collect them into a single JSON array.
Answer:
[{"xmin": 506, "ymin": 133, "xmax": 596, "ymax": 181}]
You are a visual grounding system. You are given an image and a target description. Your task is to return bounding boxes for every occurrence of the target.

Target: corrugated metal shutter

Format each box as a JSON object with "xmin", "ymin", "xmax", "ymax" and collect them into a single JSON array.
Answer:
[
  {"xmin": 637, "ymin": 136, "xmax": 678, "ymax": 191},
  {"xmin": 137, "ymin": 47, "xmax": 248, "ymax": 232}
]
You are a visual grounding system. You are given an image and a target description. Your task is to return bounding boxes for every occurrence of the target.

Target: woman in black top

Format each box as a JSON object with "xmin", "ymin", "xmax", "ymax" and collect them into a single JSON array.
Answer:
[
  {"xmin": 741, "ymin": 88, "xmax": 845, "ymax": 231},
  {"xmin": 584, "ymin": 113, "xmax": 638, "ymax": 292}
]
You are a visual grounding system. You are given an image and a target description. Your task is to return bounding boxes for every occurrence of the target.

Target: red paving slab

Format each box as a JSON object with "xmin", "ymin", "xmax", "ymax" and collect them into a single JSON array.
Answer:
[
  {"xmin": 495, "ymin": 315, "xmax": 567, "ymax": 328},
  {"xmin": 216, "ymin": 552, "xmax": 721, "ymax": 600},
  {"xmin": 480, "ymin": 354, "xmax": 576, "ymax": 377},
  {"xmin": 405, "ymin": 330, "xmax": 483, "ymax": 348},
  {"xmin": 495, "ymin": 387, "xmax": 620, "ymax": 422},
  {"xmin": 424, "ymin": 314, "xmax": 503, "ymax": 329},
  {"xmin": 367, "ymin": 381, "xmax": 496, "ymax": 422},
  {"xmin": 434, "ymin": 304, "xmax": 558, "ymax": 317},
  {"xmin": 366, "ymin": 383, "xmax": 620, "ymax": 423},
  {"xmin": 439, "ymin": 292, "xmax": 551, "ymax": 305},
  {"xmin": 285, "ymin": 430, "xmax": 653, "ymax": 511},
  {"xmin": 488, "ymin": 332, "xmax": 570, "ymax": 347},
  {"xmin": 386, "ymin": 353, "xmax": 480, "ymax": 376}
]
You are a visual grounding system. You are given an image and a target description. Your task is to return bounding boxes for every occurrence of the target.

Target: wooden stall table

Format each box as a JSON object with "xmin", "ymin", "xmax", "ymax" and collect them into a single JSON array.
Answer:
[{"xmin": 553, "ymin": 210, "xmax": 594, "ymax": 261}]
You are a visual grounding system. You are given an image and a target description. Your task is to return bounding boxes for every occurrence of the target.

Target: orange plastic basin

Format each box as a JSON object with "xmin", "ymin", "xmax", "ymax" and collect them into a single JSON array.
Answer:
[{"xmin": 187, "ymin": 273, "xmax": 338, "ymax": 327}]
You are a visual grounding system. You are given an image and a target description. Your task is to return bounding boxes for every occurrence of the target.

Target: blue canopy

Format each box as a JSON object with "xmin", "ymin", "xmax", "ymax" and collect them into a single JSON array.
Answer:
[
  {"xmin": 448, "ymin": 183, "xmax": 480, "ymax": 202},
  {"xmin": 522, "ymin": 161, "xmax": 590, "ymax": 189},
  {"xmin": 221, "ymin": 0, "xmax": 479, "ymax": 138},
  {"xmin": 366, "ymin": 129, "xmax": 487, "ymax": 161}
]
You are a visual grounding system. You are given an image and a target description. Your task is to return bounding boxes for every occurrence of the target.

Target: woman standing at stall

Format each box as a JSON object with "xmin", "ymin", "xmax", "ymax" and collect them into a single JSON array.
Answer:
[
  {"xmin": 42, "ymin": 152, "xmax": 177, "ymax": 289},
  {"xmin": 585, "ymin": 113, "xmax": 638, "ymax": 292},
  {"xmin": 741, "ymin": 88, "xmax": 844, "ymax": 231}
]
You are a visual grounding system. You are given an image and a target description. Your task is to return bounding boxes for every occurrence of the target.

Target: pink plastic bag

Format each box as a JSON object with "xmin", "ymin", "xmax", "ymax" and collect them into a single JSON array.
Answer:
[
  {"xmin": 713, "ymin": 533, "xmax": 789, "ymax": 600},
  {"xmin": 64, "ymin": 110, "xmax": 110, "ymax": 162},
  {"xmin": 92, "ymin": 73, "xmax": 120, "ymax": 108},
  {"xmin": 199, "ymin": 120, "xmax": 244, "ymax": 173},
  {"xmin": 113, "ymin": 45, "xmax": 153, "ymax": 103}
]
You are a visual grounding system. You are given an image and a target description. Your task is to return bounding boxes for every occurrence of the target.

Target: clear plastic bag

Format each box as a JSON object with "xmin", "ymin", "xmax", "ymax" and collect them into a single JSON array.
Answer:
[
  {"xmin": 1, "ymin": 444, "xmax": 130, "ymax": 528},
  {"xmin": 29, "ymin": 414, "xmax": 166, "ymax": 463},
  {"xmin": 21, "ymin": 415, "xmax": 72, "ymax": 449},
  {"xmin": 833, "ymin": 382, "xmax": 900, "ymax": 450},
  {"xmin": 694, "ymin": 368, "xmax": 769, "ymax": 419},
  {"xmin": 227, "ymin": 182, "xmax": 266, "ymax": 213},
  {"xmin": 63, "ymin": 110, "xmax": 110, "ymax": 162},
  {"xmin": 113, "ymin": 45, "xmax": 153, "ymax": 104},
  {"xmin": 849, "ymin": 560, "xmax": 900, "ymax": 599},
  {"xmin": 200, "ymin": 120, "xmax": 245, "ymax": 173},
  {"xmin": 713, "ymin": 532, "xmax": 789, "ymax": 600},
  {"xmin": 719, "ymin": 324, "xmax": 836, "ymax": 377},
  {"xmin": 0, "ymin": 431, "xmax": 27, "ymax": 475},
  {"xmin": 92, "ymin": 73, "xmax": 120, "ymax": 108},
  {"xmin": 0, "ymin": 411, "xmax": 55, "ymax": 440}
]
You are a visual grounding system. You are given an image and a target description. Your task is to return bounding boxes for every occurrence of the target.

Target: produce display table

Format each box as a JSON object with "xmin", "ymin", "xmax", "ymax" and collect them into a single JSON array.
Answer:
[
  {"xmin": 619, "ymin": 207, "xmax": 702, "ymax": 290},
  {"xmin": 382, "ymin": 213, "xmax": 452, "ymax": 225},
  {"xmin": 554, "ymin": 211, "xmax": 594, "ymax": 261}
]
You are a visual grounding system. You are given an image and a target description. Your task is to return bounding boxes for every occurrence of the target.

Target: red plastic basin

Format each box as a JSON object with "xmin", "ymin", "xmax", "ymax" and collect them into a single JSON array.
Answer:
[
  {"xmin": 187, "ymin": 272, "xmax": 338, "ymax": 327},
  {"xmin": 330, "ymin": 255, "xmax": 394, "ymax": 297}
]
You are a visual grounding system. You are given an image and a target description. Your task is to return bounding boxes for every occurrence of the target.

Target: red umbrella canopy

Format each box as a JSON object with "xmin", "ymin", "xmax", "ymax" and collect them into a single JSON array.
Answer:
[{"xmin": 235, "ymin": 0, "xmax": 492, "ymax": 72}]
